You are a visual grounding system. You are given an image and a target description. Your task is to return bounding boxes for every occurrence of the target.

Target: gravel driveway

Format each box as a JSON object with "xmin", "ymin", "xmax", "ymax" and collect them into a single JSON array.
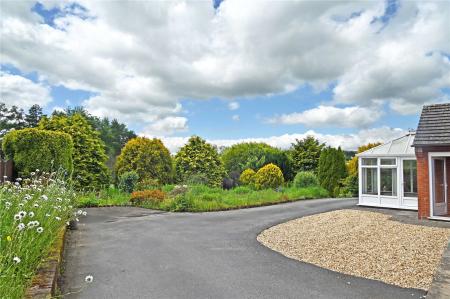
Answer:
[{"xmin": 61, "ymin": 198, "xmax": 426, "ymax": 299}]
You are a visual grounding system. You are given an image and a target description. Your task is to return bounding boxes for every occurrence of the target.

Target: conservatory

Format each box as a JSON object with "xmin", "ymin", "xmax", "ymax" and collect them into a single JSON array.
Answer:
[{"xmin": 358, "ymin": 133, "xmax": 418, "ymax": 210}]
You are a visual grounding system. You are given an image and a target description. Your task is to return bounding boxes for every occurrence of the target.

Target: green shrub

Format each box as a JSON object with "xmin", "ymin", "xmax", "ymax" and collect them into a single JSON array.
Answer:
[
  {"xmin": 254, "ymin": 163, "xmax": 284, "ymax": 190},
  {"xmin": 174, "ymin": 136, "xmax": 225, "ymax": 187},
  {"xmin": 239, "ymin": 168, "xmax": 256, "ymax": 186},
  {"xmin": 2, "ymin": 128, "xmax": 73, "ymax": 177},
  {"xmin": 118, "ymin": 171, "xmax": 139, "ymax": 193},
  {"xmin": 38, "ymin": 113, "xmax": 110, "ymax": 189},
  {"xmin": 115, "ymin": 137, "xmax": 173, "ymax": 185},
  {"xmin": 293, "ymin": 171, "xmax": 319, "ymax": 188},
  {"xmin": 130, "ymin": 189, "xmax": 166, "ymax": 204},
  {"xmin": 221, "ymin": 142, "xmax": 294, "ymax": 180},
  {"xmin": 289, "ymin": 136, "xmax": 324, "ymax": 174},
  {"xmin": 318, "ymin": 147, "xmax": 347, "ymax": 197},
  {"xmin": 135, "ymin": 178, "xmax": 160, "ymax": 191},
  {"xmin": 338, "ymin": 174, "xmax": 358, "ymax": 197},
  {"xmin": 185, "ymin": 173, "xmax": 209, "ymax": 185},
  {"xmin": 170, "ymin": 195, "xmax": 193, "ymax": 212}
]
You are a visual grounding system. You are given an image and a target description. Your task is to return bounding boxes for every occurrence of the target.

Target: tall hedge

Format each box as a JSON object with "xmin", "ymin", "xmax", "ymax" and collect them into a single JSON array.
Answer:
[
  {"xmin": 115, "ymin": 137, "xmax": 173, "ymax": 185},
  {"xmin": 317, "ymin": 147, "xmax": 347, "ymax": 197},
  {"xmin": 2, "ymin": 128, "xmax": 73, "ymax": 177},
  {"xmin": 174, "ymin": 136, "xmax": 225, "ymax": 187},
  {"xmin": 39, "ymin": 113, "xmax": 110, "ymax": 189},
  {"xmin": 221, "ymin": 142, "xmax": 293, "ymax": 180}
]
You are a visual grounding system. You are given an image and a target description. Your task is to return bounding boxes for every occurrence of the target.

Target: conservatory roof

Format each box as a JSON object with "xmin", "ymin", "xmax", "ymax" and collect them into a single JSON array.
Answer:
[{"xmin": 358, "ymin": 133, "xmax": 416, "ymax": 157}]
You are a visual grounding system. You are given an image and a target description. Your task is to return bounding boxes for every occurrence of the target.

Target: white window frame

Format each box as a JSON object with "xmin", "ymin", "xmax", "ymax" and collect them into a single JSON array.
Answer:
[{"xmin": 401, "ymin": 158, "xmax": 418, "ymax": 200}]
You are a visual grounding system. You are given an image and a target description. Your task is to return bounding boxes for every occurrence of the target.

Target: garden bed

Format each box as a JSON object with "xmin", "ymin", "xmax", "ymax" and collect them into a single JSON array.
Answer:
[
  {"xmin": 77, "ymin": 185, "xmax": 329, "ymax": 212},
  {"xmin": 257, "ymin": 209, "xmax": 450, "ymax": 290}
]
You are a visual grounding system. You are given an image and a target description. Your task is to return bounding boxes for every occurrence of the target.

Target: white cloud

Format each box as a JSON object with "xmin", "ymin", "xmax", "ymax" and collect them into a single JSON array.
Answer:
[
  {"xmin": 268, "ymin": 105, "xmax": 382, "ymax": 128},
  {"xmin": 0, "ymin": 72, "xmax": 52, "ymax": 108},
  {"xmin": 228, "ymin": 101, "xmax": 240, "ymax": 110},
  {"xmin": 140, "ymin": 116, "xmax": 188, "ymax": 137},
  {"xmin": 1, "ymin": 0, "xmax": 448, "ymax": 126},
  {"xmin": 160, "ymin": 126, "xmax": 407, "ymax": 153},
  {"xmin": 231, "ymin": 114, "xmax": 240, "ymax": 121}
]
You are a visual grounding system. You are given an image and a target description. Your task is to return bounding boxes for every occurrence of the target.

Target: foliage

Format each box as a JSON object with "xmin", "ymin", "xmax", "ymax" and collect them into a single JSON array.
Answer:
[
  {"xmin": 0, "ymin": 171, "xmax": 78, "ymax": 299},
  {"xmin": 293, "ymin": 171, "xmax": 319, "ymax": 188},
  {"xmin": 39, "ymin": 113, "xmax": 110, "ymax": 189},
  {"xmin": 174, "ymin": 136, "xmax": 226, "ymax": 187},
  {"xmin": 118, "ymin": 171, "xmax": 139, "ymax": 193},
  {"xmin": 24, "ymin": 105, "xmax": 43, "ymax": 128},
  {"xmin": 289, "ymin": 136, "xmax": 324, "ymax": 173},
  {"xmin": 254, "ymin": 163, "xmax": 284, "ymax": 190},
  {"xmin": 168, "ymin": 185, "xmax": 189, "ymax": 197},
  {"xmin": 64, "ymin": 106, "xmax": 136, "ymax": 169},
  {"xmin": 2, "ymin": 128, "xmax": 73, "ymax": 177},
  {"xmin": 135, "ymin": 178, "xmax": 160, "ymax": 191},
  {"xmin": 130, "ymin": 189, "xmax": 166, "ymax": 204},
  {"xmin": 77, "ymin": 187, "xmax": 129, "ymax": 207},
  {"xmin": 337, "ymin": 174, "xmax": 359, "ymax": 197},
  {"xmin": 115, "ymin": 137, "xmax": 173, "ymax": 185},
  {"xmin": 347, "ymin": 142, "xmax": 382, "ymax": 176},
  {"xmin": 239, "ymin": 168, "xmax": 256, "ymax": 186},
  {"xmin": 221, "ymin": 142, "xmax": 294, "ymax": 181},
  {"xmin": 318, "ymin": 147, "xmax": 348, "ymax": 197}
]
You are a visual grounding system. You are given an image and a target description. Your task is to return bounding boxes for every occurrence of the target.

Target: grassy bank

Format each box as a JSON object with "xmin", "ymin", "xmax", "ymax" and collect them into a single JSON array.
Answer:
[
  {"xmin": 78, "ymin": 185, "xmax": 329, "ymax": 212},
  {"xmin": 0, "ymin": 173, "xmax": 77, "ymax": 299}
]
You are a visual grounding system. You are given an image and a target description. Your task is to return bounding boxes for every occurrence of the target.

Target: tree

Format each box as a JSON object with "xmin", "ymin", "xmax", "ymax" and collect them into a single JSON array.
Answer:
[
  {"xmin": 221, "ymin": 142, "xmax": 293, "ymax": 180},
  {"xmin": 347, "ymin": 142, "xmax": 382, "ymax": 176},
  {"xmin": 254, "ymin": 163, "xmax": 284, "ymax": 190},
  {"xmin": 317, "ymin": 147, "xmax": 347, "ymax": 197},
  {"xmin": 290, "ymin": 136, "xmax": 324, "ymax": 174},
  {"xmin": 25, "ymin": 104, "xmax": 43, "ymax": 127},
  {"xmin": 175, "ymin": 136, "xmax": 225, "ymax": 187},
  {"xmin": 39, "ymin": 113, "xmax": 110, "ymax": 189},
  {"xmin": 115, "ymin": 137, "xmax": 173, "ymax": 185},
  {"xmin": 3, "ymin": 128, "xmax": 73, "ymax": 177}
]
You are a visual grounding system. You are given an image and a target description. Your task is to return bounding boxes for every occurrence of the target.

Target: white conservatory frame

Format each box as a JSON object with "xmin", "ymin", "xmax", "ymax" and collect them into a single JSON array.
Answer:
[{"xmin": 358, "ymin": 133, "xmax": 418, "ymax": 210}]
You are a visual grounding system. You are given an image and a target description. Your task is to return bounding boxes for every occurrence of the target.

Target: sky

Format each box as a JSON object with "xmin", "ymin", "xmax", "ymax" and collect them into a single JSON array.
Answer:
[{"xmin": 1, "ymin": 0, "xmax": 449, "ymax": 152}]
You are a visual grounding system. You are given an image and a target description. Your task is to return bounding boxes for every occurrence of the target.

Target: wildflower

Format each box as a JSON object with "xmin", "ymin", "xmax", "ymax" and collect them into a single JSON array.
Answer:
[
  {"xmin": 36, "ymin": 227, "xmax": 44, "ymax": 233},
  {"xmin": 85, "ymin": 275, "xmax": 93, "ymax": 283},
  {"xmin": 34, "ymin": 203, "xmax": 39, "ymax": 208},
  {"xmin": 30, "ymin": 172, "xmax": 35, "ymax": 176},
  {"xmin": 14, "ymin": 214, "xmax": 21, "ymax": 221},
  {"xmin": 29, "ymin": 211, "xmax": 35, "ymax": 218},
  {"xmin": 17, "ymin": 223, "xmax": 25, "ymax": 231},
  {"xmin": 13, "ymin": 257, "xmax": 21, "ymax": 264},
  {"xmin": 19, "ymin": 203, "xmax": 24, "ymax": 207},
  {"xmin": 18, "ymin": 211, "xmax": 27, "ymax": 218},
  {"xmin": 45, "ymin": 213, "xmax": 50, "ymax": 217},
  {"xmin": 82, "ymin": 211, "xmax": 87, "ymax": 216},
  {"xmin": 76, "ymin": 218, "xmax": 79, "ymax": 222},
  {"xmin": 77, "ymin": 210, "xmax": 83, "ymax": 215},
  {"xmin": 36, "ymin": 169, "xmax": 39, "ymax": 172},
  {"xmin": 14, "ymin": 182, "xmax": 20, "ymax": 186},
  {"xmin": 55, "ymin": 216, "xmax": 61, "ymax": 221},
  {"xmin": 27, "ymin": 221, "xmax": 39, "ymax": 228},
  {"xmin": 57, "ymin": 197, "xmax": 63, "ymax": 202},
  {"xmin": 6, "ymin": 236, "xmax": 12, "ymax": 242},
  {"xmin": 5, "ymin": 202, "xmax": 11, "ymax": 207},
  {"xmin": 16, "ymin": 178, "xmax": 22, "ymax": 182},
  {"xmin": 41, "ymin": 195, "xmax": 48, "ymax": 201},
  {"xmin": 24, "ymin": 194, "xmax": 32, "ymax": 200}
]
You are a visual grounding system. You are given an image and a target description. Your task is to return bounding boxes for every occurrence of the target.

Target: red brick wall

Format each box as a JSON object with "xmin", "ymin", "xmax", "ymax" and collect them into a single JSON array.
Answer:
[{"xmin": 415, "ymin": 146, "xmax": 450, "ymax": 219}]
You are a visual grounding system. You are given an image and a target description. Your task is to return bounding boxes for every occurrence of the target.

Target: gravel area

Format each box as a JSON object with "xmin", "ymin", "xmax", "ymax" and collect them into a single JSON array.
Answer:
[{"xmin": 257, "ymin": 209, "xmax": 450, "ymax": 290}]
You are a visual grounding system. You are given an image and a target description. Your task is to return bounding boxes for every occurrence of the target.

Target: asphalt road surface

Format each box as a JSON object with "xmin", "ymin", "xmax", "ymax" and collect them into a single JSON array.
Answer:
[{"xmin": 61, "ymin": 198, "xmax": 426, "ymax": 299}]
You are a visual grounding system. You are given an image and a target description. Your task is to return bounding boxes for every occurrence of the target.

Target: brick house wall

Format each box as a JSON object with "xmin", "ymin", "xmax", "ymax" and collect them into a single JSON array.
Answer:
[{"xmin": 415, "ymin": 145, "xmax": 450, "ymax": 219}]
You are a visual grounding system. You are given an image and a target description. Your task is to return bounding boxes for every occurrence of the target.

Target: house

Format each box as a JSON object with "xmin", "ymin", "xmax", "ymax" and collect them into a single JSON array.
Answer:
[
  {"xmin": 358, "ymin": 103, "xmax": 450, "ymax": 221},
  {"xmin": 412, "ymin": 103, "xmax": 450, "ymax": 220},
  {"xmin": 358, "ymin": 132, "xmax": 417, "ymax": 210}
]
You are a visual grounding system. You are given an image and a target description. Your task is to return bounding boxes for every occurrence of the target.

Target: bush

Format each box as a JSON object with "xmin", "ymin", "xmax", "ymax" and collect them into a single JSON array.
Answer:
[
  {"xmin": 118, "ymin": 171, "xmax": 139, "ymax": 193},
  {"xmin": 293, "ymin": 171, "xmax": 319, "ymax": 188},
  {"xmin": 135, "ymin": 178, "xmax": 160, "ymax": 191},
  {"xmin": 2, "ymin": 128, "xmax": 73, "ymax": 177},
  {"xmin": 254, "ymin": 163, "xmax": 284, "ymax": 190},
  {"xmin": 130, "ymin": 189, "xmax": 166, "ymax": 204},
  {"xmin": 338, "ymin": 174, "xmax": 358, "ymax": 197},
  {"xmin": 174, "ymin": 136, "xmax": 225, "ymax": 187},
  {"xmin": 239, "ymin": 169, "xmax": 256, "ymax": 186},
  {"xmin": 115, "ymin": 137, "xmax": 173, "ymax": 185},
  {"xmin": 185, "ymin": 173, "xmax": 209, "ymax": 185},
  {"xmin": 221, "ymin": 142, "xmax": 294, "ymax": 181},
  {"xmin": 290, "ymin": 136, "xmax": 324, "ymax": 173},
  {"xmin": 38, "ymin": 113, "xmax": 110, "ymax": 189},
  {"xmin": 318, "ymin": 147, "xmax": 347, "ymax": 197},
  {"xmin": 169, "ymin": 185, "xmax": 189, "ymax": 197}
]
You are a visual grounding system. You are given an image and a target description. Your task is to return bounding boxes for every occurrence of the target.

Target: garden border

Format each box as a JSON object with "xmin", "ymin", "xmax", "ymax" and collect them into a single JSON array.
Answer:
[{"xmin": 24, "ymin": 227, "xmax": 66, "ymax": 298}]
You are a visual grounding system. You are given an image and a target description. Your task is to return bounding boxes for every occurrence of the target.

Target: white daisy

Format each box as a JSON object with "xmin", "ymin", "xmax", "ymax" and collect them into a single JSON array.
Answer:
[
  {"xmin": 85, "ymin": 275, "xmax": 94, "ymax": 283},
  {"xmin": 36, "ymin": 227, "xmax": 44, "ymax": 233},
  {"xmin": 13, "ymin": 256, "xmax": 21, "ymax": 264},
  {"xmin": 17, "ymin": 223, "xmax": 25, "ymax": 231}
]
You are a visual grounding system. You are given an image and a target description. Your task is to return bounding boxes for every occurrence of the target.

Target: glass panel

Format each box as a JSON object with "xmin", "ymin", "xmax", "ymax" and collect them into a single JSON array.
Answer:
[
  {"xmin": 403, "ymin": 160, "xmax": 417, "ymax": 198},
  {"xmin": 362, "ymin": 158, "xmax": 377, "ymax": 166},
  {"xmin": 362, "ymin": 168, "xmax": 378, "ymax": 195},
  {"xmin": 380, "ymin": 158, "xmax": 396, "ymax": 165},
  {"xmin": 380, "ymin": 168, "xmax": 397, "ymax": 196},
  {"xmin": 434, "ymin": 159, "xmax": 445, "ymax": 204}
]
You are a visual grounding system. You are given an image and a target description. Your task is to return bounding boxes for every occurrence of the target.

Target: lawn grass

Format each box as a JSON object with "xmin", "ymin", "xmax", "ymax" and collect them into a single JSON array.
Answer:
[{"xmin": 78, "ymin": 184, "xmax": 329, "ymax": 212}]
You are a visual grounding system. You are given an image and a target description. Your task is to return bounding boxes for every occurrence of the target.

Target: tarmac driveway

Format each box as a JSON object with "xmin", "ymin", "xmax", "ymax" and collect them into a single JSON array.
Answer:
[{"xmin": 62, "ymin": 198, "xmax": 426, "ymax": 299}]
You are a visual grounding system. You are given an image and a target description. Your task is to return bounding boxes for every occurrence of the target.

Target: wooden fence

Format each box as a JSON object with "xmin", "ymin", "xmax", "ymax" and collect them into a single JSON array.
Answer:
[{"xmin": 0, "ymin": 160, "xmax": 14, "ymax": 182}]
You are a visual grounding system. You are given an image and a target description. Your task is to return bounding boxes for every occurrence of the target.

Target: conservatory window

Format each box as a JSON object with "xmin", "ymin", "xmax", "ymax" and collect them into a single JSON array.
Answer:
[
  {"xmin": 403, "ymin": 160, "xmax": 417, "ymax": 198},
  {"xmin": 362, "ymin": 158, "xmax": 377, "ymax": 166},
  {"xmin": 380, "ymin": 158, "xmax": 396, "ymax": 166},
  {"xmin": 380, "ymin": 168, "xmax": 397, "ymax": 196},
  {"xmin": 362, "ymin": 168, "xmax": 378, "ymax": 195}
]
